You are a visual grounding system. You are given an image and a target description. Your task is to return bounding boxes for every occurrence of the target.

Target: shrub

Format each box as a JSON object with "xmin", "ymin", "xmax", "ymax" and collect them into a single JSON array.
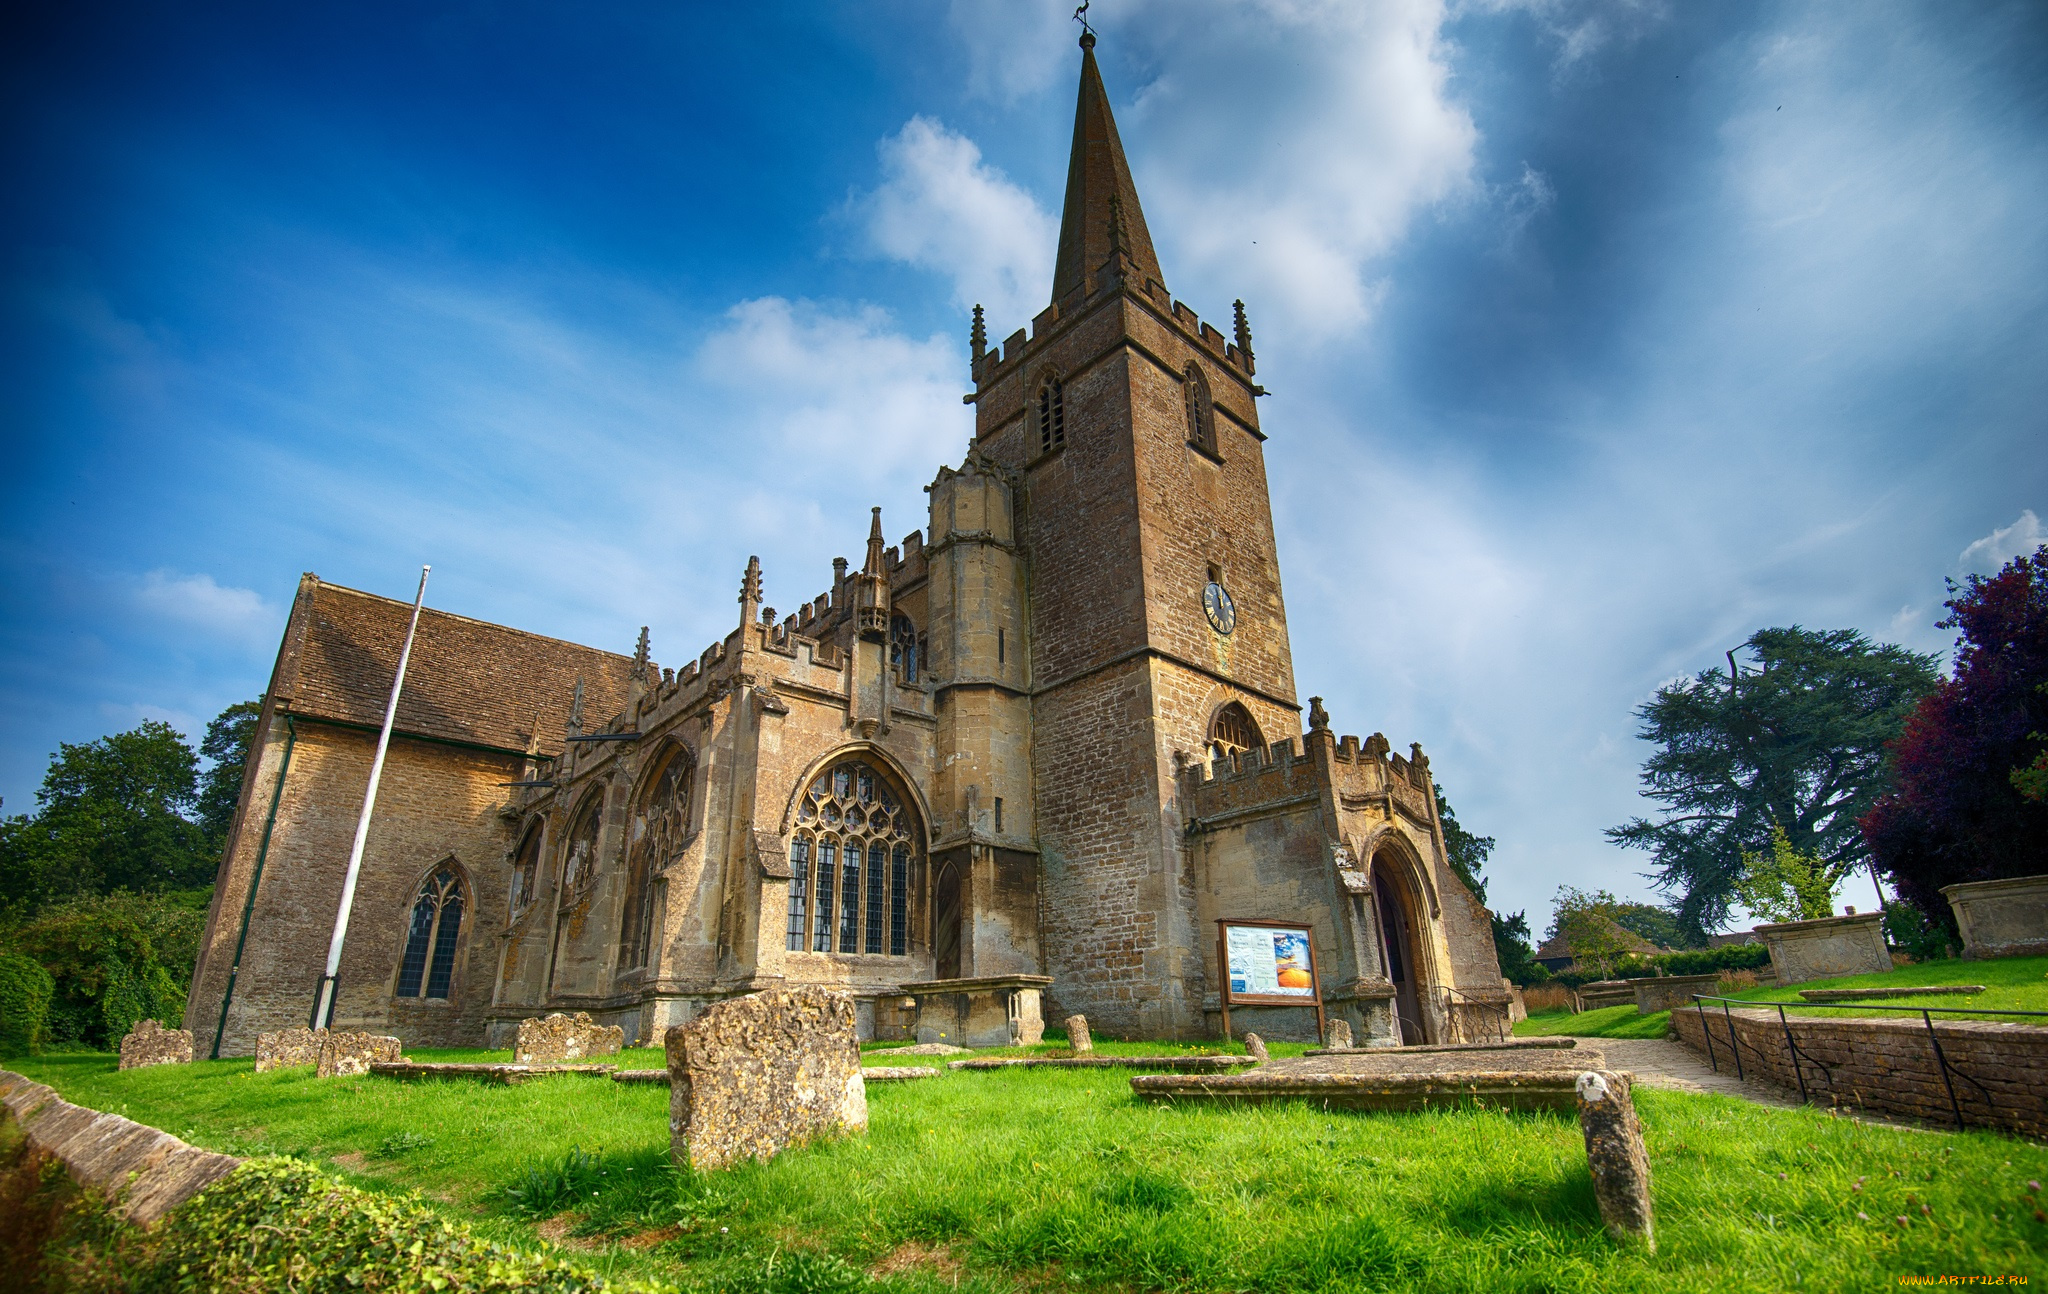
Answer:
[
  {"xmin": 0, "ymin": 954, "xmax": 55, "ymax": 1056},
  {"xmin": 8, "ymin": 890, "xmax": 204, "ymax": 1049},
  {"xmin": 1884, "ymin": 900, "xmax": 1959, "ymax": 963}
]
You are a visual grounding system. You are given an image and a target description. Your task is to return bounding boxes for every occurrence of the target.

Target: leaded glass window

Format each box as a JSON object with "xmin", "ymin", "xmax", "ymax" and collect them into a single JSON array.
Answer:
[
  {"xmin": 396, "ymin": 865, "xmax": 464, "ymax": 999},
  {"xmin": 1206, "ymin": 701, "xmax": 1263, "ymax": 762},
  {"xmin": 788, "ymin": 757, "xmax": 922, "ymax": 956}
]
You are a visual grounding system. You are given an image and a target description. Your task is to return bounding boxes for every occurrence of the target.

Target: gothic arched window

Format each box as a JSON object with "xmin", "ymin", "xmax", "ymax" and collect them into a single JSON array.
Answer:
[
  {"xmin": 396, "ymin": 864, "xmax": 465, "ymax": 999},
  {"xmin": 1037, "ymin": 372, "xmax": 1065, "ymax": 456},
  {"xmin": 559, "ymin": 791, "xmax": 603, "ymax": 907},
  {"xmin": 622, "ymin": 746, "xmax": 693, "ymax": 971},
  {"xmin": 1206, "ymin": 701, "xmax": 1263, "ymax": 763},
  {"xmin": 788, "ymin": 757, "xmax": 922, "ymax": 956},
  {"xmin": 509, "ymin": 822, "xmax": 543, "ymax": 916},
  {"xmin": 890, "ymin": 613, "xmax": 925, "ymax": 684},
  {"xmin": 1184, "ymin": 364, "xmax": 1217, "ymax": 457}
]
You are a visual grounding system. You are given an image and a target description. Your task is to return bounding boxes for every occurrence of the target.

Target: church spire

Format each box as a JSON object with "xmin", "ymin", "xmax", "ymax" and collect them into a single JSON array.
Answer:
[{"xmin": 1050, "ymin": 32, "xmax": 1163, "ymax": 306}]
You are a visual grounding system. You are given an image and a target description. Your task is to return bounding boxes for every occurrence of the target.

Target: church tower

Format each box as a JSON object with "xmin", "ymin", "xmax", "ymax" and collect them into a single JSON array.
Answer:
[{"xmin": 965, "ymin": 33, "xmax": 1301, "ymax": 1037}]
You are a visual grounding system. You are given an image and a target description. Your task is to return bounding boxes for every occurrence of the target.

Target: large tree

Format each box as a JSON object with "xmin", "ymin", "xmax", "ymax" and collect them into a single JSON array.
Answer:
[
  {"xmin": 1863, "ymin": 548, "xmax": 2048, "ymax": 918},
  {"xmin": 196, "ymin": 700, "xmax": 263, "ymax": 850},
  {"xmin": 1608, "ymin": 626, "xmax": 1940, "ymax": 938}
]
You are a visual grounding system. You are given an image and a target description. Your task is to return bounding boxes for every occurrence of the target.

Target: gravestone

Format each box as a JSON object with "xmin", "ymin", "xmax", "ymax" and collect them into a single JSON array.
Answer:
[
  {"xmin": 1325, "ymin": 1018, "xmax": 1354, "ymax": 1050},
  {"xmin": 1632, "ymin": 974, "xmax": 1720, "ymax": 1015},
  {"xmin": 1065, "ymin": 1014, "xmax": 1093, "ymax": 1054},
  {"xmin": 1242, "ymin": 1032, "xmax": 1270, "ymax": 1062},
  {"xmin": 118, "ymin": 1020, "xmax": 192, "ymax": 1070},
  {"xmin": 255, "ymin": 1027, "xmax": 323, "ymax": 1072},
  {"xmin": 514, "ymin": 1011, "xmax": 626, "ymax": 1065},
  {"xmin": 1754, "ymin": 912, "xmax": 1888, "ymax": 985},
  {"xmin": 665, "ymin": 984, "xmax": 867, "ymax": 1172},
  {"xmin": 316, "ymin": 1031, "xmax": 401, "ymax": 1077},
  {"xmin": 1942, "ymin": 874, "xmax": 2048, "ymax": 959},
  {"xmin": 1576, "ymin": 1070, "xmax": 1654, "ymax": 1251}
]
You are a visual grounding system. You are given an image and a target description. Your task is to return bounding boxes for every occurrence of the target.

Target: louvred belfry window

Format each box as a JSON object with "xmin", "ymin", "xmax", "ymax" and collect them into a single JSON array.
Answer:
[
  {"xmin": 1037, "ymin": 373, "xmax": 1065, "ymax": 456},
  {"xmin": 787, "ymin": 757, "xmax": 922, "ymax": 956},
  {"xmin": 1206, "ymin": 701, "xmax": 1263, "ymax": 763},
  {"xmin": 1184, "ymin": 363, "xmax": 1217, "ymax": 457},
  {"xmin": 396, "ymin": 865, "xmax": 465, "ymax": 999}
]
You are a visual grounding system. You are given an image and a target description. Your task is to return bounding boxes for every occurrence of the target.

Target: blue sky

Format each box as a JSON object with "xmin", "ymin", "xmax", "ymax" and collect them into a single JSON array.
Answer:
[{"xmin": 4, "ymin": 0, "xmax": 2044, "ymax": 929}]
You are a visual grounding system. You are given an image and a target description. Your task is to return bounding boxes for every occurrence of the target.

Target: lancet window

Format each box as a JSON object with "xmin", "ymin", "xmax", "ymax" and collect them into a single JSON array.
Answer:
[
  {"xmin": 890, "ymin": 613, "xmax": 926, "ymax": 684},
  {"xmin": 559, "ymin": 791, "xmax": 603, "ymax": 906},
  {"xmin": 621, "ymin": 746, "xmax": 692, "ymax": 972},
  {"xmin": 1037, "ymin": 373, "xmax": 1065, "ymax": 455},
  {"xmin": 509, "ymin": 822, "xmax": 542, "ymax": 915},
  {"xmin": 1206, "ymin": 701, "xmax": 1263, "ymax": 763},
  {"xmin": 1183, "ymin": 363, "xmax": 1217, "ymax": 457},
  {"xmin": 787, "ymin": 757, "xmax": 920, "ymax": 956},
  {"xmin": 396, "ymin": 864, "xmax": 465, "ymax": 999}
]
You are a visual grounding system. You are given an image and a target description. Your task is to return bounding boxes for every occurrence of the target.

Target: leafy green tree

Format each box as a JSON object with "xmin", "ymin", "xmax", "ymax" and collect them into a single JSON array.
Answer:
[
  {"xmin": 1609, "ymin": 626, "xmax": 1939, "ymax": 939},
  {"xmin": 0, "ymin": 720, "xmax": 213, "ymax": 913},
  {"xmin": 1433, "ymin": 785, "xmax": 1538, "ymax": 982},
  {"xmin": 197, "ymin": 700, "xmax": 263, "ymax": 849},
  {"xmin": 1608, "ymin": 902, "xmax": 1691, "ymax": 950},
  {"xmin": 1546, "ymin": 887, "xmax": 1637, "ymax": 976},
  {"xmin": 0, "ymin": 953, "xmax": 55, "ymax": 1056},
  {"xmin": 1734, "ymin": 823, "xmax": 1850, "ymax": 924},
  {"xmin": 8, "ymin": 889, "xmax": 205, "ymax": 1049}
]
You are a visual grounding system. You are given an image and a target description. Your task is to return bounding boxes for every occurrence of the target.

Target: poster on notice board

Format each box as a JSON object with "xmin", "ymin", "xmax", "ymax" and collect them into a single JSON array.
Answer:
[{"xmin": 1222, "ymin": 922, "xmax": 1317, "ymax": 1002}]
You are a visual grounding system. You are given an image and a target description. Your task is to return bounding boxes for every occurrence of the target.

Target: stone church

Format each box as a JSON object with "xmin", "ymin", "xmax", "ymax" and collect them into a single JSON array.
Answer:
[{"xmin": 184, "ymin": 35, "xmax": 1508, "ymax": 1057}]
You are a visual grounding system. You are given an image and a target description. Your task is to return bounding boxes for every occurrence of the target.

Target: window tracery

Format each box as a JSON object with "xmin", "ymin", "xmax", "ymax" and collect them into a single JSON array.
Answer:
[
  {"xmin": 890, "ymin": 613, "xmax": 926, "ymax": 684},
  {"xmin": 787, "ymin": 757, "xmax": 920, "ymax": 956},
  {"xmin": 396, "ymin": 864, "xmax": 465, "ymax": 999},
  {"xmin": 621, "ymin": 746, "xmax": 692, "ymax": 971},
  {"xmin": 1206, "ymin": 701, "xmax": 1263, "ymax": 762},
  {"xmin": 1184, "ymin": 364, "xmax": 1216, "ymax": 457}
]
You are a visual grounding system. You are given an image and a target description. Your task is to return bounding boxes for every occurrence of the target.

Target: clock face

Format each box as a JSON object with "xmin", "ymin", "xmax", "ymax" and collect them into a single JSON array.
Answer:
[{"xmin": 1202, "ymin": 581, "xmax": 1236, "ymax": 635}]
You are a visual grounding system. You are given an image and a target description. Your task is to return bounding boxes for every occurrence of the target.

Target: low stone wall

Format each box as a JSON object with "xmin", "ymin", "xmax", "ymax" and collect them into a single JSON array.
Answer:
[
  {"xmin": 1671, "ymin": 1004, "xmax": 2048, "ymax": 1135},
  {"xmin": 0, "ymin": 1069, "xmax": 237, "ymax": 1224}
]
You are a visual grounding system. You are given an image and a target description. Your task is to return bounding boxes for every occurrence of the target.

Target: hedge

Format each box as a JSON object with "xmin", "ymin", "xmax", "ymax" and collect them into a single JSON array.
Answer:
[
  {"xmin": 0, "ymin": 954, "xmax": 54, "ymax": 1057},
  {"xmin": 1541, "ymin": 943, "xmax": 1773, "ymax": 987},
  {"xmin": 4, "ymin": 1148, "xmax": 678, "ymax": 1293}
]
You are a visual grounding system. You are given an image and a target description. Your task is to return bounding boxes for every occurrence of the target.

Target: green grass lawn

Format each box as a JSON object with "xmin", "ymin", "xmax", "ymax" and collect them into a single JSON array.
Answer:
[
  {"xmin": 1514, "ymin": 956, "xmax": 2048, "ymax": 1043},
  {"xmin": 9, "ymin": 1041, "xmax": 2047, "ymax": 1292}
]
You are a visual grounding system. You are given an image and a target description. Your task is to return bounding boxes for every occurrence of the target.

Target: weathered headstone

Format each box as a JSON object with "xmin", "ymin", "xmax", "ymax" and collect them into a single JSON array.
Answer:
[
  {"xmin": 665, "ymin": 984, "xmax": 867, "ymax": 1172},
  {"xmin": 1242, "ymin": 1032, "xmax": 1270, "ymax": 1062},
  {"xmin": 316, "ymin": 1031, "xmax": 401, "ymax": 1077},
  {"xmin": 118, "ymin": 1019, "xmax": 192, "ymax": 1070},
  {"xmin": 1576, "ymin": 1070, "xmax": 1655, "ymax": 1251},
  {"xmin": 1065, "ymin": 1014, "xmax": 1093, "ymax": 1055},
  {"xmin": 255, "ymin": 1027, "xmax": 323, "ymax": 1072},
  {"xmin": 514, "ymin": 1011, "xmax": 625, "ymax": 1065},
  {"xmin": 1325, "ymin": 1018, "xmax": 1354, "ymax": 1050}
]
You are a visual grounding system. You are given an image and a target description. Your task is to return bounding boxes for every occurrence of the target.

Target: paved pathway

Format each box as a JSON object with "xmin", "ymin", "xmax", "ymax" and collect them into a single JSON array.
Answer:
[{"xmin": 1592, "ymin": 1038, "xmax": 1806, "ymax": 1108}]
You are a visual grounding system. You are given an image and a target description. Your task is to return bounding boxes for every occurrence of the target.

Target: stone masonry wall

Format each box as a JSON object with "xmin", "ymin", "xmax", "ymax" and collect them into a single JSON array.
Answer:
[{"xmin": 1672, "ymin": 1005, "xmax": 2048, "ymax": 1135}]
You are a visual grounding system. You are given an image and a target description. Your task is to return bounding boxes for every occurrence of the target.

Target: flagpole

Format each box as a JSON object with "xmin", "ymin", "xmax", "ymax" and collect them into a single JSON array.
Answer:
[{"xmin": 310, "ymin": 564, "xmax": 430, "ymax": 1029}]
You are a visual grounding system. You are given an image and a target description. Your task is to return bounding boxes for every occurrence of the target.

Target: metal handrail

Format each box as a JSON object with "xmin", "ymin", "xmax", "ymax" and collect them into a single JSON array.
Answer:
[{"xmin": 1687, "ymin": 993, "xmax": 2039, "ymax": 1133}]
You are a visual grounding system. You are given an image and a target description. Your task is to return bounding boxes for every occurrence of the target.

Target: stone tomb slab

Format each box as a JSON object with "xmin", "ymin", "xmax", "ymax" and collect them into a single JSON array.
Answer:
[
  {"xmin": 1130, "ymin": 1046, "xmax": 1610, "ymax": 1113},
  {"xmin": 950, "ymin": 1054, "xmax": 1260, "ymax": 1072},
  {"xmin": 861, "ymin": 1066, "xmax": 940, "ymax": 1082},
  {"xmin": 1797, "ymin": 985, "xmax": 1986, "ymax": 1002},
  {"xmin": 370, "ymin": 1062, "xmax": 616, "ymax": 1085}
]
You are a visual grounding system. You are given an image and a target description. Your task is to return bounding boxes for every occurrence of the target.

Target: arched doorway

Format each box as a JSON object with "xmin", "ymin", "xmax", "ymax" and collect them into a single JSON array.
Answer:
[{"xmin": 1371, "ymin": 853, "xmax": 1429, "ymax": 1044}]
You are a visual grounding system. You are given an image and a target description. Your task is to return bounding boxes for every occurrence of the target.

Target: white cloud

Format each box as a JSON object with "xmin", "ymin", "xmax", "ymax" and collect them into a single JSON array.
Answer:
[
  {"xmin": 1959, "ymin": 509, "xmax": 2044, "ymax": 573},
  {"xmin": 697, "ymin": 296, "xmax": 967, "ymax": 484},
  {"xmin": 134, "ymin": 570, "xmax": 276, "ymax": 645},
  {"xmin": 849, "ymin": 117, "xmax": 1058, "ymax": 327},
  {"xmin": 1463, "ymin": 0, "xmax": 1670, "ymax": 69},
  {"xmin": 1109, "ymin": 0, "xmax": 1480, "ymax": 341},
  {"xmin": 946, "ymin": 0, "xmax": 1077, "ymax": 103}
]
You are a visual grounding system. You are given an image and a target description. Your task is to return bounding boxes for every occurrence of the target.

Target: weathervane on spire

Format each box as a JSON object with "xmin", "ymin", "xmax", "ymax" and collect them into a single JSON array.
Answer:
[{"xmin": 1074, "ymin": 1, "xmax": 1094, "ymax": 44}]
